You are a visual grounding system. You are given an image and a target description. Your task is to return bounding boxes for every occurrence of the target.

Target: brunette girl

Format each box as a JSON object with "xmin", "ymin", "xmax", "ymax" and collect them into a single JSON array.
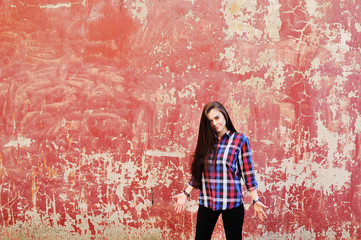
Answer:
[{"xmin": 172, "ymin": 101, "xmax": 268, "ymax": 239}]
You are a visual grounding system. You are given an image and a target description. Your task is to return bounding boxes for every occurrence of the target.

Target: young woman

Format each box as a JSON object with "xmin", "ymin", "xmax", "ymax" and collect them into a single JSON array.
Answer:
[{"xmin": 172, "ymin": 101, "xmax": 268, "ymax": 239}]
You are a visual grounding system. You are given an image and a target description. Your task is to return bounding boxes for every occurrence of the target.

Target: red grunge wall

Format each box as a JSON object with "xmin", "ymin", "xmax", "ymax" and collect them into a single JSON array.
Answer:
[{"xmin": 1, "ymin": 0, "xmax": 360, "ymax": 239}]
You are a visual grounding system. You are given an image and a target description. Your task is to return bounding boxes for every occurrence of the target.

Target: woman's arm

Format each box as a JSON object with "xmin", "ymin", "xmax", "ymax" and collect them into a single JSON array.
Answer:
[
  {"xmin": 239, "ymin": 136, "xmax": 268, "ymax": 221},
  {"xmin": 249, "ymin": 189, "xmax": 268, "ymax": 221},
  {"xmin": 172, "ymin": 185, "xmax": 194, "ymax": 213}
]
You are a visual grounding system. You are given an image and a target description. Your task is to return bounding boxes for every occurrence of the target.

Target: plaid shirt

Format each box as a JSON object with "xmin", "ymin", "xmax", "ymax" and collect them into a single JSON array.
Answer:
[{"xmin": 192, "ymin": 131, "xmax": 258, "ymax": 211}]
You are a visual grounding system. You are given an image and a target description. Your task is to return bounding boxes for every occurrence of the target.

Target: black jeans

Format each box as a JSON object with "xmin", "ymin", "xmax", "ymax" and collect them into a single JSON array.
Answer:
[{"xmin": 195, "ymin": 204, "xmax": 245, "ymax": 240}]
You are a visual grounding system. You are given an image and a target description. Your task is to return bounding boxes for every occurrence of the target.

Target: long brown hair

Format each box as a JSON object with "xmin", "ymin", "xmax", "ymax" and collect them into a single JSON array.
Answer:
[{"xmin": 190, "ymin": 102, "xmax": 237, "ymax": 189}]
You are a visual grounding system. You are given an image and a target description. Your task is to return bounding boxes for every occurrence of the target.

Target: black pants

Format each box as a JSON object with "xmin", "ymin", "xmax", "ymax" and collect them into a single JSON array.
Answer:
[{"xmin": 195, "ymin": 204, "xmax": 245, "ymax": 240}]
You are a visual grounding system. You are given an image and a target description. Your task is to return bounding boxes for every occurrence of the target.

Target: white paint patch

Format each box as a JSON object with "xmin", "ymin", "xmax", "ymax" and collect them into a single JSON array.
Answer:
[
  {"xmin": 178, "ymin": 83, "xmax": 197, "ymax": 98},
  {"xmin": 40, "ymin": 3, "xmax": 71, "ymax": 8},
  {"xmin": 151, "ymin": 85, "xmax": 177, "ymax": 119},
  {"xmin": 264, "ymin": 0, "xmax": 281, "ymax": 41},
  {"xmin": 260, "ymin": 139, "xmax": 273, "ymax": 145},
  {"xmin": 39, "ymin": 0, "xmax": 86, "ymax": 8},
  {"xmin": 145, "ymin": 149, "xmax": 185, "ymax": 158},
  {"xmin": 325, "ymin": 23, "xmax": 352, "ymax": 61},
  {"xmin": 219, "ymin": 46, "xmax": 252, "ymax": 74},
  {"xmin": 261, "ymin": 116, "xmax": 352, "ymax": 196},
  {"xmin": 24, "ymin": 210, "xmax": 42, "ymax": 225},
  {"xmin": 262, "ymin": 155, "xmax": 351, "ymax": 194},
  {"xmin": 355, "ymin": 114, "xmax": 361, "ymax": 133},
  {"xmin": 315, "ymin": 116, "xmax": 339, "ymax": 162},
  {"xmin": 127, "ymin": 0, "xmax": 148, "ymax": 24},
  {"xmin": 3, "ymin": 136, "xmax": 33, "ymax": 148},
  {"xmin": 348, "ymin": 90, "xmax": 358, "ymax": 98},
  {"xmin": 246, "ymin": 226, "xmax": 316, "ymax": 240},
  {"xmin": 221, "ymin": 0, "xmax": 262, "ymax": 40},
  {"xmin": 355, "ymin": 22, "xmax": 361, "ymax": 32},
  {"xmin": 186, "ymin": 199, "xmax": 199, "ymax": 213},
  {"xmin": 244, "ymin": 76, "xmax": 266, "ymax": 89},
  {"xmin": 305, "ymin": 0, "xmax": 323, "ymax": 18},
  {"xmin": 309, "ymin": 57, "xmax": 323, "ymax": 90},
  {"xmin": 312, "ymin": 162, "xmax": 351, "ymax": 193}
]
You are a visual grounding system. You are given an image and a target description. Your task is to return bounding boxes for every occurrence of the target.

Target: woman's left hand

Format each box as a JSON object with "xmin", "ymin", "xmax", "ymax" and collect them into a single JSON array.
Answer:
[
  {"xmin": 253, "ymin": 201, "xmax": 268, "ymax": 222},
  {"xmin": 172, "ymin": 193, "xmax": 188, "ymax": 213}
]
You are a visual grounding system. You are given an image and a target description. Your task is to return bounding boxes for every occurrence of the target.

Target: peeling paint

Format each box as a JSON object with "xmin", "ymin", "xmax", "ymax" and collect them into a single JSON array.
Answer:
[
  {"xmin": 264, "ymin": 0, "xmax": 282, "ymax": 42},
  {"xmin": 145, "ymin": 149, "xmax": 185, "ymax": 158},
  {"xmin": 3, "ymin": 136, "xmax": 33, "ymax": 148},
  {"xmin": 0, "ymin": 0, "xmax": 360, "ymax": 239},
  {"xmin": 39, "ymin": 3, "xmax": 72, "ymax": 9},
  {"xmin": 127, "ymin": 0, "xmax": 148, "ymax": 24}
]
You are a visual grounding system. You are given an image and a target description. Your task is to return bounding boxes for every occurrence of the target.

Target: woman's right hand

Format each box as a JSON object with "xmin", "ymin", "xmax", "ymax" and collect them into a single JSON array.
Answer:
[{"xmin": 172, "ymin": 193, "xmax": 187, "ymax": 213}]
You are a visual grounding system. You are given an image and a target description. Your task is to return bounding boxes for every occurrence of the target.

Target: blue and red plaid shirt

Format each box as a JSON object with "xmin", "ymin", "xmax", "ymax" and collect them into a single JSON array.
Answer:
[{"xmin": 191, "ymin": 131, "xmax": 258, "ymax": 211}]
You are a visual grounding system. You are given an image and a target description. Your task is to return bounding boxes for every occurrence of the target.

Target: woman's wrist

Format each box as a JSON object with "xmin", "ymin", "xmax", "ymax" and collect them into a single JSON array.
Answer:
[
  {"xmin": 183, "ymin": 190, "xmax": 190, "ymax": 198},
  {"xmin": 252, "ymin": 198, "xmax": 261, "ymax": 205}
]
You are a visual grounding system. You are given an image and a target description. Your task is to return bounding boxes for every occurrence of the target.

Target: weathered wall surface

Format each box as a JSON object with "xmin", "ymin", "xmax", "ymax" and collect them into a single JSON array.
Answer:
[{"xmin": 0, "ymin": 0, "xmax": 360, "ymax": 239}]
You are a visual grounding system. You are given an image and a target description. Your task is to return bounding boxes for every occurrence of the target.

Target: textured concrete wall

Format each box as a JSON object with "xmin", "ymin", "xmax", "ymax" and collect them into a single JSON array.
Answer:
[{"xmin": 0, "ymin": 0, "xmax": 360, "ymax": 239}]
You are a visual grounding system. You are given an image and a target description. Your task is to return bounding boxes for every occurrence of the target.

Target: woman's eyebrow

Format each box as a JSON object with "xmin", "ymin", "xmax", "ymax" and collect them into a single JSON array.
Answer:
[{"xmin": 208, "ymin": 115, "xmax": 219, "ymax": 121}]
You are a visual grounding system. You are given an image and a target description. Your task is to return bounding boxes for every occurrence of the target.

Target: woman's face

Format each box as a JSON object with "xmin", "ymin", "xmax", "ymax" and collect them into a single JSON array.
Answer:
[{"xmin": 207, "ymin": 108, "xmax": 228, "ymax": 138}]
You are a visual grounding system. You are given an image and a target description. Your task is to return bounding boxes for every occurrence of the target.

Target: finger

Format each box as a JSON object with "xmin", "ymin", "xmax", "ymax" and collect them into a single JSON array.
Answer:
[
  {"xmin": 176, "ymin": 204, "xmax": 184, "ymax": 213},
  {"xmin": 261, "ymin": 203, "xmax": 269, "ymax": 209},
  {"xmin": 257, "ymin": 210, "xmax": 267, "ymax": 221},
  {"xmin": 171, "ymin": 194, "xmax": 180, "ymax": 199}
]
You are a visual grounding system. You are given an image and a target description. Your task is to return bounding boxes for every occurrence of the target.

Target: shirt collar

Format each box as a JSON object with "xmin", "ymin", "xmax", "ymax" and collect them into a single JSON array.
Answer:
[
  {"xmin": 225, "ymin": 130, "xmax": 232, "ymax": 137},
  {"xmin": 218, "ymin": 130, "xmax": 232, "ymax": 139}
]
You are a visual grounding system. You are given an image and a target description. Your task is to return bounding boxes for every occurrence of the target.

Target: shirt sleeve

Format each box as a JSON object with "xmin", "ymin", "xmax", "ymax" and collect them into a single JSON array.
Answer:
[
  {"xmin": 189, "ymin": 177, "xmax": 194, "ymax": 187},
  {"xmin": 238, "ymin": 135, "xmax": 258, "ymax": 191}
]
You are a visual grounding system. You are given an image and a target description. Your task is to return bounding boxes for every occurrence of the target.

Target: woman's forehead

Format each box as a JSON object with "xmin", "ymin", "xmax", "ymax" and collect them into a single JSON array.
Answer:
[{"xmin": 207, "ymin": 108, "xmax": 222, "ymax": 119}]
